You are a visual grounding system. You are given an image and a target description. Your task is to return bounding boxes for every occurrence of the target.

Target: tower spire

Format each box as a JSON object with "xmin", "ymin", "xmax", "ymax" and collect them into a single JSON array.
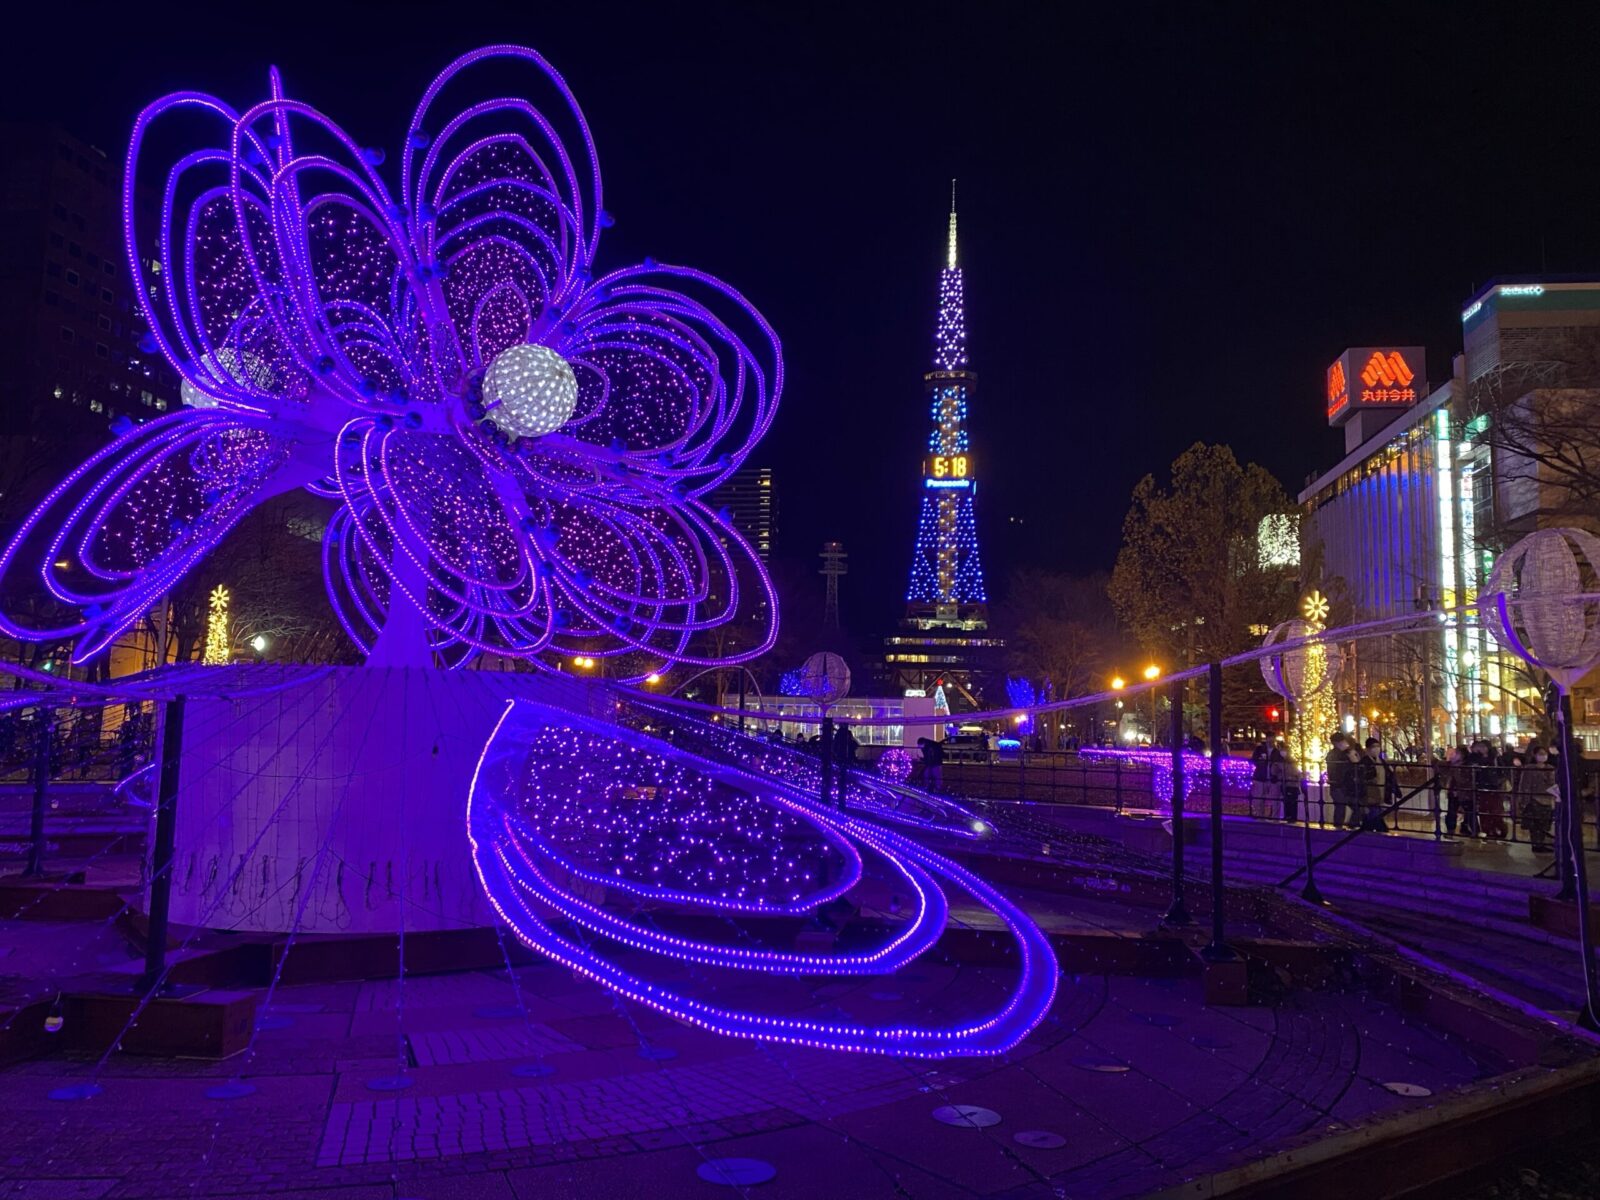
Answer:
[{"xmin": 947, "ymin": 179, "xmax": 958, "ymax": 270}]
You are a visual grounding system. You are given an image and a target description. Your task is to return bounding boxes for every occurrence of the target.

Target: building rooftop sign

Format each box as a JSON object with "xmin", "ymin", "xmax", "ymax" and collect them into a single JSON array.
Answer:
[{"xmin": 1326, "ymin": 346, "xmax": 1425, "ymax": 426}]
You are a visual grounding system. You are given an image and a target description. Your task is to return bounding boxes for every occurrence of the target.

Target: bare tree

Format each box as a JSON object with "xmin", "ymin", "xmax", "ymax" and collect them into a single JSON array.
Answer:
[{"xmin": 1466, "ymin": 333, "xmax": 1600, "ymax": 534}]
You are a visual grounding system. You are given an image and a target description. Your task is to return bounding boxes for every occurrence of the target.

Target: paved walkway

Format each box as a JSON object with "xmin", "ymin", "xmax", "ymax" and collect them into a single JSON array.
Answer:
[{"xmin": 0, "ymin": 945, "xmax": 1495, "ymax": 1199}]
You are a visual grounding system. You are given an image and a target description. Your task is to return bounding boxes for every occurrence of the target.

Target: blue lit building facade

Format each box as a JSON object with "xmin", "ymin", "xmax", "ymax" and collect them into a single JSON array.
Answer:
[{"xmin": 1301, "ymin": 280, "xmax": 1600, "ymax": 749}]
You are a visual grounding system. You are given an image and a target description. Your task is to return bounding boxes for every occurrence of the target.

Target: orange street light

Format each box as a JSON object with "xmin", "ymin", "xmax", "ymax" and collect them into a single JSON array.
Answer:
[
  {"xmin": 1142, "ymin": 664, "xmax": 1161, "ymax": 681},
  {"xmin": 1110, "ymin": 675, "xmax": 1126, "ymax": 691}
]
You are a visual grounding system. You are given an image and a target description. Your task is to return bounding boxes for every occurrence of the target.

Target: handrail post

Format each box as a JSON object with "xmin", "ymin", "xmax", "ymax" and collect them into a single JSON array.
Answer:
[
  {"xmin": 819, "ymin": 716, "xmax": 834, "ymax": 808},
  {"xmin": 1163, "ymin": 677, "xmax": 1192, "ymax": 925},
  {"xmin": 1301, "ymin": 811, "xmax": 1325, "ymax": 904},
  {"xmin": 1554, "ymin": 688, "xmax": 1600, "ymax": 1029},
  {"xmin": 140, "ymin": 693, "xmax": 186, "ymax": 993},
  {"xmin": 25, "ymin": 706, "xmax": 53, "ymax": 877},
  {"xmin": 1203, "ymin": 662, "xmax": 1236, "ymax": 960}
]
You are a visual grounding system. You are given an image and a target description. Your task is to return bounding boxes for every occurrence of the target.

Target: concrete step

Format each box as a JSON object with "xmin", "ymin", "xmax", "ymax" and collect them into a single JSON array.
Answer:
[
  {"xmin": 1218, "ymin": 848, "xmax": 1541, "ymax": 902},
  {"xmin": 1223, "ymin": 868, "xmax": 1537, "ymax": 929},
  {"xmin": 1345, "ymin": 904, "xmax": 1586, "ymax": 1013},
  {"xmin": 1201, "ymin": 850, "xmax": 1569, "ymax": 944}
]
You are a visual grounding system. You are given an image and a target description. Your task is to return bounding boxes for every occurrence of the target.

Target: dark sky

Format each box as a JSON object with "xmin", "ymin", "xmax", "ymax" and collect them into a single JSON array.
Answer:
[{"xmin": 16, "ymin": 2, "xmax": 1600, "ymax": 632}]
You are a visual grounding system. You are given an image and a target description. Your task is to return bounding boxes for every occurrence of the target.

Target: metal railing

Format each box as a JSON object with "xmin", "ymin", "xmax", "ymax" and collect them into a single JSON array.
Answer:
[{"xmin": 928, "ymin": 750, "xmax": 1598, "ymax": 851}]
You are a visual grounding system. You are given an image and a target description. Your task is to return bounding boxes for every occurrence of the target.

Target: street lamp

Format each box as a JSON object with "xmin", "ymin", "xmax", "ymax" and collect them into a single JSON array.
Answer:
[{"xmin": 1143, "ymin": 665, "xmax": 1161, "ymax": 743}]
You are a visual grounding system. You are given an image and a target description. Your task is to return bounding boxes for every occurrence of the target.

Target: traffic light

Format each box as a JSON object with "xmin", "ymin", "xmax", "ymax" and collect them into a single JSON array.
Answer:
[{"xmin": 1265, "ymin": 705, "xmax": 1281, "ymax": 725}]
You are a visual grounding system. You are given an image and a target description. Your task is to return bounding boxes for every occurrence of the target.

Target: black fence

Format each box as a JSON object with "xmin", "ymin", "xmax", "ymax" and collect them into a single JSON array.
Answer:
[{"xmin": 925, "ymin": 751, "xmax": 1600, "ymax": 851}]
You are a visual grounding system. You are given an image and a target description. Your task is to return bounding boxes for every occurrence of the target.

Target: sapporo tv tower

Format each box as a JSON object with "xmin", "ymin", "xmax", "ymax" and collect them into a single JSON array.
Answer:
[{"xmin": 885, "ymin": 184, "xmax": 999, "ymax": 709}]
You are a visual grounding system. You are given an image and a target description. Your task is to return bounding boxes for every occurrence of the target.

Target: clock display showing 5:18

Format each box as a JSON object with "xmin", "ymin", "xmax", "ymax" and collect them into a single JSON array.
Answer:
[{"xmin": 928, "ymin": 454, "xmax": 970, "ymax": 479}]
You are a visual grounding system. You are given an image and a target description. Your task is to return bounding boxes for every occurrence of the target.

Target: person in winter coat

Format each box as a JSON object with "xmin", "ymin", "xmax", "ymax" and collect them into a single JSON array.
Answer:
[
  {"xmin": 1442, "ymin": 745, "xmax": 1477, "ymax": 836},
  {"xmin": 1514, "ymin": 743, "xmax": 1556, "ymax": 852}
]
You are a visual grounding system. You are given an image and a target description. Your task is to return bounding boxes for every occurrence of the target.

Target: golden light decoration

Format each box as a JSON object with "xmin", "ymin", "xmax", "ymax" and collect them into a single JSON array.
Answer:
[
  {"xmin": 1301, "ymin": 590, "xmax": 1330, "ymax": 627},
  {"xmin": 203, "ymin": 585, "xmax": 231, "ymax": 665}
]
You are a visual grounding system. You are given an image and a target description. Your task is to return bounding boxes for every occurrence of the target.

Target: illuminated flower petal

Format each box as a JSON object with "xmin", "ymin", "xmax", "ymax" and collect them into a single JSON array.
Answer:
[
  {"xmin": 469, "ymin": 702, "xmax": 1059, "ymax": 1057},
  {"xmin": 0, "ymin": 413, "xmax": 307, "ymax": 661}
]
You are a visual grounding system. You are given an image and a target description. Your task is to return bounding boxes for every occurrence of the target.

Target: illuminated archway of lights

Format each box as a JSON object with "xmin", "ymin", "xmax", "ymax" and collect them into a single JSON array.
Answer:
[
  {"xmin": 469, "ymin": 702, "xmax": 1059, "ymax": 1057},
  {"xmin": 0, "ymin": 45, "xmax": 781, "ymax": 676}
]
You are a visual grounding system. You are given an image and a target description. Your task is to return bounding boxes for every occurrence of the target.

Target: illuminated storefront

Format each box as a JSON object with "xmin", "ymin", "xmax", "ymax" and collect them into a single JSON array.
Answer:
[{"xmin": 1302, "ymin": 280, "xmax": 1600, "ymax": 749}]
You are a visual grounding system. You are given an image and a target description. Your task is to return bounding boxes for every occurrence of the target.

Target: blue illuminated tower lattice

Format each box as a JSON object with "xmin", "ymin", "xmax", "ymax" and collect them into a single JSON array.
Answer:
[{"xmin": 905, "ymin": 186, "xmax": 988, "ymax": 626}]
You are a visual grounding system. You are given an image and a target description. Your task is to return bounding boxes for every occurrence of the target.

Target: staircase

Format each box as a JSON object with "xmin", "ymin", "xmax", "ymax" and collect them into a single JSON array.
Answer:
[{"xmin": 1189, "ymin": 815, "xmax": 1592, "ymax": 1015}]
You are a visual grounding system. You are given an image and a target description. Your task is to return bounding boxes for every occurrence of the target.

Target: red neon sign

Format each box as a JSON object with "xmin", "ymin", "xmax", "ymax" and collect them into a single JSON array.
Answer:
[{"xmin": 1326, "ymin": 359, "xmax": 1348, "ymax": 419}]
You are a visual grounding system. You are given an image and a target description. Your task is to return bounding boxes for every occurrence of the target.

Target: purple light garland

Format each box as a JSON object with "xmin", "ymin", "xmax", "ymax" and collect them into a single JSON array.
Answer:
[
  {"xmin": 469, "ymin": 701, "xmax": 1059, "ymax": 1057},
  {"xmin": 1079, "ymin": 747, "xmax": 1255, "ymax": 812}
]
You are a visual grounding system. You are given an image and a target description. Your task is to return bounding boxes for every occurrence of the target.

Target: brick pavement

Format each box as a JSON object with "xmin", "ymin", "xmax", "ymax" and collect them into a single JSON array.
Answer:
[{"xmin": 0, "ymin": 957, "xmax": 1501, "ymax": 1199}]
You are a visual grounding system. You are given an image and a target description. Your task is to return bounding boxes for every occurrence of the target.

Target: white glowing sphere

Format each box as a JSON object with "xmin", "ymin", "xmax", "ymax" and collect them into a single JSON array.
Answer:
[{"xmin": 483, "ymin": 343, "xmax": 578, "ymax": 438}]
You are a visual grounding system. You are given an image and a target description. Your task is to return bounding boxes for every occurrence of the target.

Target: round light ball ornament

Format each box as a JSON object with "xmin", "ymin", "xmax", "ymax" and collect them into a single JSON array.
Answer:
[
  {"xmin": 1481, "ymin": 527, "xmax": 1600, "ymax": 690},
  {"xmin": 482, "ymin": 342, "xmax": 579, "ymax": 438},
  {"xmin": 1259, "ymin": 618, "xmax": 1331, "ymax": 703}
]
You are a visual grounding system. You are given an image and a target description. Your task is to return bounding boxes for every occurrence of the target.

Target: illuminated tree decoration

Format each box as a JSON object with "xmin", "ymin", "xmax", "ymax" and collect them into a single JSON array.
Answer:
[
  {"xmin": 0, "ymin": 46, "xmax": 781, "ymax": 676},
  {"xmin": 203, "ymin": 584, "xmax": 231, "ymax": 664},
  {"xmin": 1268, "ymin": 594, "xmax": 1337, "ymax": 771}
]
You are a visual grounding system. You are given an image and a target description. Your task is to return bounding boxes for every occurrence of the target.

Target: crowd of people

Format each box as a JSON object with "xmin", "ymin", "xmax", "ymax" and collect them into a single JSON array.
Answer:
[
  {"xmin": 1245, "ymin": 732, "xmax": 1577, "ymax": 849},
  {"xmin": 758, "ymin": 718, "xmax": 1584, "ymax": 848}
]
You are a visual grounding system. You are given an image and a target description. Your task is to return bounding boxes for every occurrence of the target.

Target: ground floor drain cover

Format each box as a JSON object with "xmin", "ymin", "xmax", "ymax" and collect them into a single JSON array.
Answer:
[
  {"xmin": 932, "ymin": 1104, "xmax": 1001, "ymax": 1128},
  {"xmin": 697, "ymin": 1158, "xmax": 776, "ymax": 1186},
  {"xmin": 1014, "ymin": 1130, "xmax": 1066, "ymax": 1148}
]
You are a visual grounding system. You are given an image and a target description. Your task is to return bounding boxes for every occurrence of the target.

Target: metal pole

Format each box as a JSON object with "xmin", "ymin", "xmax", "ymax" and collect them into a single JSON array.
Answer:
[
  {"xmin": 737, "ymin": 669, "xmax": 746, "ymax": 734},
  {"xmin": 819, "ymin": 715, "xmax": 834, "ymax": 809},
  {"xmin": 140, "ymin": 694, "xmax": 186, "ymax": 993},
  {"xmin": 25, "ymin": 707, "xmax": 52, "ymax": 877},
  {"xmin": 1549, "ymin": 682, "xmax": 1575, "ymax": 899},
  {"xmin": 1164, "ymin": 677, "xmax": 1192, "ymax": 925},
  {"xmin": 1555, "ymin": 688, "xmax": 1600, "ymax": 1028},
  {"xmin": 1203, "ymin": 662, "xmax": 1235, "ymax": 959},
  {"xmin": 1301, "ymin": 809, "xmax": 1326, "ymax": 904}
]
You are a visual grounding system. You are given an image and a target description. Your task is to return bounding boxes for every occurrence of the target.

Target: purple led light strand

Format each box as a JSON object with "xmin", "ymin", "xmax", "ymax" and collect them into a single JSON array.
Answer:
[{"xmin": 467, "ymin": 700, "xmax": 1058, "ymax": 1057}]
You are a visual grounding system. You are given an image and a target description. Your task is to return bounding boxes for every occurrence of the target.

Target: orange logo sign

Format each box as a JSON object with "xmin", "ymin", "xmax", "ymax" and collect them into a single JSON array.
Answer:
[
  {"xmin": 1326, "ymin": 359, "xmax": 1348, "ymax": 416},
  {"xmin": 1359, "ymin": 351, "xmax": 1414, "ymax": 389}
]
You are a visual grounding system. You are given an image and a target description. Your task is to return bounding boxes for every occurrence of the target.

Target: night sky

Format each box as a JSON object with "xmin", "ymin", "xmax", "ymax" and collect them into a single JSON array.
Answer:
[{"xmin": 16, "ymin": 2, "xmax": 1600, "ymax": 631}]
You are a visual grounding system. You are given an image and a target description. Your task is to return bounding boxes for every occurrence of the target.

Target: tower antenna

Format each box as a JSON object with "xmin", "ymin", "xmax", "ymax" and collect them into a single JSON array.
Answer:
[{"xmin": 947, "ymin": 179, "xmax": 958, "ymax": 270}]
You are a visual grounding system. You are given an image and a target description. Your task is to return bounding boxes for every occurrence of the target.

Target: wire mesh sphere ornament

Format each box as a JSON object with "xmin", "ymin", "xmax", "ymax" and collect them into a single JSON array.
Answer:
[
  {"xmin": 799, "ymin": 651, "xmax": 851, "ymax": 705},
  {"xmin": 0, "ymin": 44, "xmax": 782, "ymax": 674},
  {"xmin": 482, "ymin": 343, "xmax": 579, "ymax": 438},
  {"xmin": 1480, "ymin": 528, "xmax": 1600, "ymax": 691},
  {"xmin": 1259, "ymin": 618, "xmax": 1332, "ymax": 703}
]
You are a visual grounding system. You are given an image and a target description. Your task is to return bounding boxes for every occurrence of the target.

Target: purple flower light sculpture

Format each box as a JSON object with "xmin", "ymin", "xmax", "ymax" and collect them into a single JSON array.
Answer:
[{"xmin": 0, "ymin": 46, "xmax": 780, "ymax": 673}]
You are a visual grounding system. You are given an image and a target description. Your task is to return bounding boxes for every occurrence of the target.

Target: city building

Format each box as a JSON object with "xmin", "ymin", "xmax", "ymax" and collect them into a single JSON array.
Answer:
[
  {"xmin": 1300, "ymin": 279, "xmax": 1600, "ymax": 749},
  {"xmin": 0, "ymin": 123, "xmax": 179, "ymax": 442},
  {"xmin": 880, "ymin": 188, "xmax": 1002, "ymax": 708},
  {"xmin": 0, "ymin": 123, "xmax": 181, "ymax": 679},
  {"xmin": 707, "ymin": 465, "xmax": 777, "ymax": 562},
  {"xmin": 737, "ymin": 692, "xmax": 940, "ymax": 748}
]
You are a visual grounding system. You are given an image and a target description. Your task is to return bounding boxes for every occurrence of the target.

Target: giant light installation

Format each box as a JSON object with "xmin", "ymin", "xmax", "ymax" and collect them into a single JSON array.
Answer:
[{"xmin": 0, "ymin": 46, "xmax": 1056, "ymax": 1058}]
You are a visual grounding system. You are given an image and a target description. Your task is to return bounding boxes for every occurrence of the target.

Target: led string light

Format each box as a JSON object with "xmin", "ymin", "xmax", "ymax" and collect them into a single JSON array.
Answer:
[{"xmin": 468, "ymin": 700, "xmax": 1059, "ymax": 1056}]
